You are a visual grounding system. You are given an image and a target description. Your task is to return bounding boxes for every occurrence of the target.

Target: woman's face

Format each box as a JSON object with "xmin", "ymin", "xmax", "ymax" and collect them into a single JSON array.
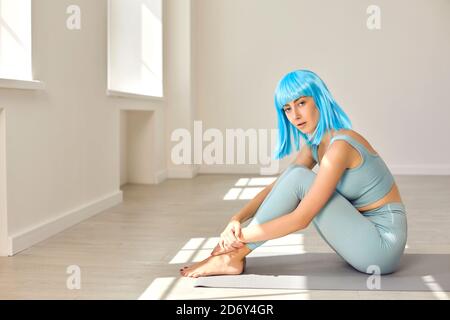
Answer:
[{"xmin": 282, "ymin": 96, "xmax": 320, "ymax": 134}]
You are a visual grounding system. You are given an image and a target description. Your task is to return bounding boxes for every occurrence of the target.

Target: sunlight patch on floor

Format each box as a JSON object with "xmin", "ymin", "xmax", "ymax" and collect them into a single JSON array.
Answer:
[
  {"xmin": 224, "ymin": 177, "xmax": 277, "ymax": 200},
  {"xmin": 422, "ymin": 275, "xmax": 449, "ymax": 300},
  {"xmin": 138, "ymin": 277, "xmax": 178, "ymax": 300}
]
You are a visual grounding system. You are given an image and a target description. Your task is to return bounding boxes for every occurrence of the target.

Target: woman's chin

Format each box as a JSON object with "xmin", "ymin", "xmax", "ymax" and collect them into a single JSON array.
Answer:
[{"xmin": 299, "ymin": 127, "xmax": 310, "ymax": 134}]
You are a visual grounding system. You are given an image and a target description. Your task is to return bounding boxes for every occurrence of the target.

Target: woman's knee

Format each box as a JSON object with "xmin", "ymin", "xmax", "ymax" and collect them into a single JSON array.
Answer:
[
  {"xmin": 285, "ymin": 165, "xmax": 315, "ymax": 177},
  {"xmin": 285, "ymin": 165, "xmax": 316, "ymax": 183},
  {"xmin": 275, "ymin": 165, "xmax": 316, "ymax": 197}
]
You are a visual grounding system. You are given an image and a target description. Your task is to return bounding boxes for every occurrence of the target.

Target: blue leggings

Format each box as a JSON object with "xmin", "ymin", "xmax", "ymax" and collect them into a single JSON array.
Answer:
[{"xmin": 245, "ymin": 164, "xmax": 408, "ymax": 275}]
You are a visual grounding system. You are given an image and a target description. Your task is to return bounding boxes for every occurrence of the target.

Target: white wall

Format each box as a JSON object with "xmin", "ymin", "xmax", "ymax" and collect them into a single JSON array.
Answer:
[
  {"xmin": 165, "ymin": 0, "xmax": 198, "ymax": 178},
  {"xmin": 109, "ymin": 0, "xmax": 163, "ymax": 97},
  {"xmin": 126, "ymin": 111, "xmax": 155, "ymax": 184},
  {"xmin": 0, "ymin": 0, "xmax": 168, "ymax": 255},
  {"xmin": 119, "ymin": 110, "xmax": 128, "ymax": 186},
  {"xmin": 192, "ymin": 0, "xmax": 450, "ymax": 175}
]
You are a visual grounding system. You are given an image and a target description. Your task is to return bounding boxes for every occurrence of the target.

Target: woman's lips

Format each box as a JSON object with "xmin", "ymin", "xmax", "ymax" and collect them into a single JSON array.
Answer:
[{"xmin": 297, "ymin": 122, "xmax": 307, "ymax": 127}]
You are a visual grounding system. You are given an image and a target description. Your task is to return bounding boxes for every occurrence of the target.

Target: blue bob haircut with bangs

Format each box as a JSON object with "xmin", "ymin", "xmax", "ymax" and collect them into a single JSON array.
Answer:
[{"xmin": 273, "ymin": 70, "xmax": 353, "ymax": 160}]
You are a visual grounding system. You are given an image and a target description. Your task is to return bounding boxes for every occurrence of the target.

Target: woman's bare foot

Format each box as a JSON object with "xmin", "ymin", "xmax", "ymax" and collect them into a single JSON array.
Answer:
[{"xmin": 180, "ymin": 247, "xmax": 249, "ymax": 278}]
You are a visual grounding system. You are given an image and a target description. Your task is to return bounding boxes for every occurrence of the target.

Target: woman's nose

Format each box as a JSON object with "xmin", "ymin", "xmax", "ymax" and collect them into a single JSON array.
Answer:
[{"xmin": 293, "ymin": 106, "xmax": 302, "ymax": 118}]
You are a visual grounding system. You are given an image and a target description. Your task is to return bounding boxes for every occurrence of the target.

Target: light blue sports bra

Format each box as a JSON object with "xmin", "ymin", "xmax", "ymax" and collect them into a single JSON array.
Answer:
[{"xmin": 312, "ymin": 134, "xmax": 395, "ymax": 208}]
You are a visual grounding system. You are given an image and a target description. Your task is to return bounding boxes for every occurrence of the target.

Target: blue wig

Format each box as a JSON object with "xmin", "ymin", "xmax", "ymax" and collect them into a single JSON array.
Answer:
[{"xmin": 273, "ymin": 70, "xmax": 352, "ymax": 160}]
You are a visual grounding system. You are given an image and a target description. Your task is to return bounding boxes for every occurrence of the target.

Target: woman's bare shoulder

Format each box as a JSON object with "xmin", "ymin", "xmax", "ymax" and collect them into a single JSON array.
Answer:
[{"xmin": 334, "ymin": 129, "xmax": 378, "ymax": 155}]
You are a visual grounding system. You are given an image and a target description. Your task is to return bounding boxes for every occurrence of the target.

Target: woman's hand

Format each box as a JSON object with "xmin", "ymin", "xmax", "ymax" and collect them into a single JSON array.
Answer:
[{"xmin": 210, "ymin": 220, "xmax": 245, "ymax": 256}]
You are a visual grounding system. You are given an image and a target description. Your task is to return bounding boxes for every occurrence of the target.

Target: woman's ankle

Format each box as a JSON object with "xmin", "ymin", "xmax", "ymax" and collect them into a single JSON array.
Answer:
[{"xmin": 229, "ymin": 245, "xmax": 251, "ymax": 259}]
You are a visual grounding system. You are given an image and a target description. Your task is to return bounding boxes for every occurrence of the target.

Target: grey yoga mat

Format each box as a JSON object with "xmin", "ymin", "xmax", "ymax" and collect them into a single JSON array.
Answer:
[{"xmin": 194, "ymin": 253, "xmax": 450, "ymax": 291}]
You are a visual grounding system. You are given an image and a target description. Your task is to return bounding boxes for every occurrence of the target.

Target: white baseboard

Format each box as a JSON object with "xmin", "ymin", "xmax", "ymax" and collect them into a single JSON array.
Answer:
[
  {"xmin": 154, "ymin": 169, "xmax": 168, "ymax": 184},
  {"xmin": 167, "ymin": 166, "xmax": 199, "ymax": 179},
  {"xmin": 0, "ymin": 237, "xmax": 9, "ymax": 257},
  {"xmin": 7, "ymin": 190, "xmax": 123, "ymax": 256}
]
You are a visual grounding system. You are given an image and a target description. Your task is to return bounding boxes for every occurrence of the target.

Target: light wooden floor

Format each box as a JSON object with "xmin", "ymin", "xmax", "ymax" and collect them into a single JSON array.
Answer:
[{"xmin": 0, "ymin": 174, "xmax": 449, "ymax": 300}]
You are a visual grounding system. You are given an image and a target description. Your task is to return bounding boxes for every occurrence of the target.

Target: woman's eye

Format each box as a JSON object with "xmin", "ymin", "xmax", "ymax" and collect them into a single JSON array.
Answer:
[
  {"xmin": 298, "ymin": 101, "xmax": 305, "ymax": 106},
  {"xmin": 284, "ymin": 107, "xmax": 291, "ymax": 112}
]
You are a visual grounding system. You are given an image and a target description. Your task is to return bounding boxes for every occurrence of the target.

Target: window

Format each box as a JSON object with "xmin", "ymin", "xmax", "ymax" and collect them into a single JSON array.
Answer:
[
  {"xmin": 108, "ymin": 0, "xmax": 163, "ymax": 98},
  {"xmin": 0, "ymin": 0, "xmax": 32, "ymax": 80}
]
